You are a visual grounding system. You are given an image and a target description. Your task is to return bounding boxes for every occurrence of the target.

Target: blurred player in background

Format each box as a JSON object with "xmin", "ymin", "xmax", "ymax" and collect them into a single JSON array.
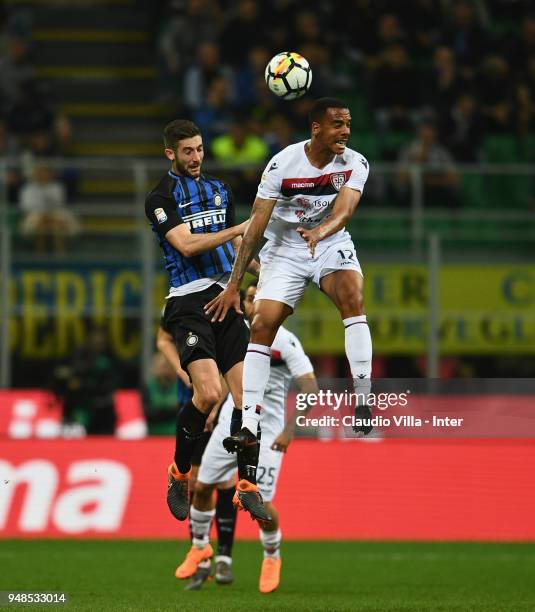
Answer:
[
  {"xmin": 157, "ymin": 317, "xmax": 237, "ymax": 588},
  {"xmin": 206, "ymin": 98, "xmax": 373, "ymax": 452},
  {"xmin": 145, "ymin": 120, "xmax": 268, "ymax": 523},
  {"xmin": 179, "ymin": 280, "xmax": 318, "ymax": 593}
]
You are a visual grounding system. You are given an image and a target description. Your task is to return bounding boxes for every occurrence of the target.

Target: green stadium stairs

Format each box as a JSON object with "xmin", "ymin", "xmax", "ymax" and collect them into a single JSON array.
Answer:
[{"xmin": 26, "ymin": 0, "xmax": 171, "ymax": 205}]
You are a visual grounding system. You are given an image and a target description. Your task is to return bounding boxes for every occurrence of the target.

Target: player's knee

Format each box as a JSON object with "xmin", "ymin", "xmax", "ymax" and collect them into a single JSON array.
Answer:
[
  {"xmin": 194, "ymin": 480, "xmax": 214, "ymax": 503},
  {"xmin": 250, "ymin": 314, "xmax": 277, "ymax": 345},
  {"xmin": 340, "ymin": 287, "xmax": 365, "ymax": 317}
]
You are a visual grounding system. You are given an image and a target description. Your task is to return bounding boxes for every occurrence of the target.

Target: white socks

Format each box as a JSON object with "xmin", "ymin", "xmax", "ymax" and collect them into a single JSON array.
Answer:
[
  {"xmin": 344, "ymin": 315, "xmax": 372, "ymax": 393},
  {"xmin": 190, "ymin": 506, "xmax": 215, "ymax": 549},
  {"xmin": 260, "ymin": 528, "xmax": 282, "ymax": 560},
  {"xmin": 241, "ymin": 343, "xmax": 271, "ymax": 434}
]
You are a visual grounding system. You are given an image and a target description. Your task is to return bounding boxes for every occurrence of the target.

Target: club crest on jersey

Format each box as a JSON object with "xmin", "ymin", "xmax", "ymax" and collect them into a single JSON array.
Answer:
[
  {"xmin": 214, "ymin": 193, "xmax": 222, "ymax": 206},
  {"xmin": 330, "ymin": 173, "xmax": 347, "ymax": 191},
  {"xmin": 154, "ymin": 207, "xmax": 167, "ymax": 224},
  {"xmin": 186, "ymin": 333, "xmax": 198, "ymax": 347}
]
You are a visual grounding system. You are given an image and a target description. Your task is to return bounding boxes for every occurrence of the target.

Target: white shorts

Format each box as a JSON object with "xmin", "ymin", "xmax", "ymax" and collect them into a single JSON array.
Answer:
[
  {"xmin": 256, "ymin": 237, "xmax": 363, "ymax": 309},
  {"xmin": 197, "ymin": 421, "xmax": 283, "ymax": 503}
]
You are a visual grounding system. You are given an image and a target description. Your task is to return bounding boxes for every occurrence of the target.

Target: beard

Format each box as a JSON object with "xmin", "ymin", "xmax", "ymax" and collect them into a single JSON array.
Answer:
[{"xmin": 173, "ymin": 158, "xmax": 200, "ymax": 178}]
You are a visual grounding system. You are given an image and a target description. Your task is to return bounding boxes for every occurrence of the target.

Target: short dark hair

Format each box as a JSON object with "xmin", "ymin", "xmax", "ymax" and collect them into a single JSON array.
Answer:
[
  {"xmin": 309, "ymin": 97, "xmax": 349, "ymax": 124},
  {"xmin": 163, "ymin": 119, "xmax": 201, "ymax": 149}
]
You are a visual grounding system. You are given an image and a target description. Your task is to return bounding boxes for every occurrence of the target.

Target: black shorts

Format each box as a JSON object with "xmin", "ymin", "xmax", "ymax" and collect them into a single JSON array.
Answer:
[{"xmin": 162, "ymin": 284, "xmax": 249, "ymax": 375}]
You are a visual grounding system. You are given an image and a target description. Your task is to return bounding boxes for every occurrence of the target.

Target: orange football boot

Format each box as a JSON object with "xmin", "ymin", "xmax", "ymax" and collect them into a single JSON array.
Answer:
[
  {"xmin": 259, "ymin": 557, "xmax": 281, "ymax": 593},
  {"xmin": 167, "ymin": 463, "xmax": 191, "ymax": 521},
  {"xmin": 175, "ymin": 544, "xmax": 214, "ymax": 579},
  {"xmin": 233, "ymin": 479, "xmax": 271, "ymax": 522}
]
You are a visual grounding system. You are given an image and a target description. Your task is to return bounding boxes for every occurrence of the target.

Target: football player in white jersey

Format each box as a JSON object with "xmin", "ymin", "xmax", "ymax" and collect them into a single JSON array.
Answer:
[
  {"xmin": 180, "ymin": 280, "xmax": 318, "ymax": 593},
  {"xmin": 205, "ymin": 97, "xmax": 373, "ymax": 451}
]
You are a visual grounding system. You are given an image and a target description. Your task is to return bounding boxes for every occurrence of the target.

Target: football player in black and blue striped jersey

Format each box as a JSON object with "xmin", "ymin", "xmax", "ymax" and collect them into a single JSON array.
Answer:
[{"xmin": 145, "ymin": 119, "xmax": 269, "ymax": 525}]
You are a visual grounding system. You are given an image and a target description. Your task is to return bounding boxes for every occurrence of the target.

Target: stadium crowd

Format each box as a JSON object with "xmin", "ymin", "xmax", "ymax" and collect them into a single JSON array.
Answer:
[
  {"xmin": 153, "ymin": 0, "xmax": 535, "ymax": 168},
  {"xmin": 0, "ymin": 5, "xmax": 78, "ymax": 252}
]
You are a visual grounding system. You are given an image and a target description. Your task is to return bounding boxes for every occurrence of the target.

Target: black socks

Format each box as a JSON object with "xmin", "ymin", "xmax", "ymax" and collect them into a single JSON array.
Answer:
[
  {"xmin": 174, "ymin": 401, "xmax": 207, "ymax": 474},
  {"xmin": 215, "ymin": 487, "xmax": 237, "ymax": 557}
]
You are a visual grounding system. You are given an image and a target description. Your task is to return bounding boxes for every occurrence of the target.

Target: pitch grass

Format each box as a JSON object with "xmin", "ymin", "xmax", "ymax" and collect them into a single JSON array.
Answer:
[{"xmin": 2, "ymin": 540, "xmax": 535, "ymax": 611}]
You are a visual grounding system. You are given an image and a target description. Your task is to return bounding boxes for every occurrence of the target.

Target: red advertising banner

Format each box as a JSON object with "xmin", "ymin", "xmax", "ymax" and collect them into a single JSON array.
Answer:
[{"xmin": 1, "ymin": 438, "xmax": 535, "ymax": 541}]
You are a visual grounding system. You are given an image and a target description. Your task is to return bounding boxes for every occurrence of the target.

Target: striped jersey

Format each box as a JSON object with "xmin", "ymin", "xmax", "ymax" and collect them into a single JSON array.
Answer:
[
  {"xmin": 257, "ymin": 140, "xmax": 369, "ymax": 249},
  {"xmin": 145, "ymin": 170, "xmax": 236, "ymax": 297}
]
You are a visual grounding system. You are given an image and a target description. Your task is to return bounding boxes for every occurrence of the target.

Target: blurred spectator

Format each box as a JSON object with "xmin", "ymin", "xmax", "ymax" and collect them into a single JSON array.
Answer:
[
  {"xmin": 0, "ymin": 117, "xmax": 21, "ymax": 200},
  {"xmin": 397, "ymin": 121, "xmax": 460, "ymax": 207},
  {"xmin": 7, "ymin": 80, "xmax": 72, "ymax": 156},
  {"xmin": 294, "ymin": 11, "xmax": 326, "ymax": 50},
  {"xmin": 192, "ymin": 76, "xmax": 234, "ymax": 147},
  {"xmin": 212, "ymin": 119, "xmax": 268, "ymax": 201},
  {"xmin": 0, "ymin": 35, "xmax": 34, "ymax": 112},
  {"xmin": 219, "ymin": 0, "xmax": 266, "ymax": 66},
  {"xmin": 234, "ymin": 45, "xmax": 271, "ymax": 109},
  {"xmin": 366, "ymin": 13, "xmax": 407, "ymax": 69},
  {"xmin": 19, "ymin": 164, "xmax": 80, "ymax": 254},
  {"xmin": 156, "ymin": 0, "xmax": 221, "ymax": 102},
  {"xmin": 440, "ymin": 93, "xmax": 485, "ymax": 162},
  {"xmin": 370, "ymin": 43, "xmax": 420, "ymax": 130},
  {"xmin": 300, "ymin": 42, "xmax": 332, "ymax": 96},
  {"xmin": 515, "ymin": 55, "xmax": 535, "ymax": 136},
  {"xmin": 54, "ymin": 327, "xmax": 119, "ymax": 435},
  {"xmin": 248, "ymin": 75, "xmax": 283, "ymax": 134},
  {"xmin": 440, "ymin": 1, "xmax": 489, "ymax": 79},
  {"xmin": 183, "ymin": 40, "xmax": 234, "ymax": 110},
  {"xmin": 477, "ymin": 54, "xmax": 513, "ymax": 132},
  {"xmin": 211, "ymin": 120, "xmax": 268, "ymax": 166},
  {"xmin": 337, "ymin": 0, "xmax": 381, "ymax": 64},
  {"xmin": 401, "ymin": 0, "xmax": 443, "ymax": 60},
  {"xmin": 505, "ymin": 14, "xmax": 535, "ymax": 75},
  {"xmin": 143, "ymin": 353, "xmax": 178, "ymax": 435},
  {"xmin": 425, "ymin": 46, "xmax": 464, "ymax": 116},
  {"xmin": 265, "ymin": 113, "xmax": 296, "ymax": 156}
]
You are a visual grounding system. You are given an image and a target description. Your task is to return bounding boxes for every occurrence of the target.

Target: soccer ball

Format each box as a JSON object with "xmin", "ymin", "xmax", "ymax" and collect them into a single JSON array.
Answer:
[{"xmin": 265, "ymin": 52, "xmax": 312, "ymax": 100}]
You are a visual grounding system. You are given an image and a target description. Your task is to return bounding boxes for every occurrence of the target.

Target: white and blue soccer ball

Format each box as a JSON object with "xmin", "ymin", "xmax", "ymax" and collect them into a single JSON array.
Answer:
[{"xmin": 265, "ymin": 51, "xmax": 312, "ymax": 100}]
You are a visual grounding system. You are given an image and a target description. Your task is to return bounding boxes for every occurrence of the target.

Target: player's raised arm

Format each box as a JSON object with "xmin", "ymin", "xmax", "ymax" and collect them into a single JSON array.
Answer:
[
  {"xmin": 204, "ymin": 196, "xmax": 276, "ymax": 321},
  {"xmin": 145, "ymin": 192, "xmax": 247, "ymax": 258},
  {"xmin": 297, "ymin": 185, "xmax": 362, "ymax": 257},
  {"xmin": 165, "ymin": 220, "xmax": 247, "ymax": 258}
]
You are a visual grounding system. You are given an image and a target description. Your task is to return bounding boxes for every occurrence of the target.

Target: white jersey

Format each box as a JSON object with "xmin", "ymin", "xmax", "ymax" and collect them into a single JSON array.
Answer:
[
  {"xmin": 257, "ymin": 140, "xmax": 369, "ymax": 250},
  {"xmin": 218, "ymin": 325, "xmax": 313, "ymax": 436},
  {"xmin": 199, "ymin": 325, "xmax": 313, "ymax": 501}
]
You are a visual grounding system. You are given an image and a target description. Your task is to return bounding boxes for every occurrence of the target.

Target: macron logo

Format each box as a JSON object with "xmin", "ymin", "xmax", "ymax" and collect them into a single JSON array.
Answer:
[{"xmin": 291, "ymin": 182, "xmax": 315, "ymax": 189}]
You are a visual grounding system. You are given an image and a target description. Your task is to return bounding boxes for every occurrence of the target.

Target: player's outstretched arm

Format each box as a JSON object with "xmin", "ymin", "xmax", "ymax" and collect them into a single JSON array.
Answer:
[
  {"xmin": 271, "ymin": 372, "xmax": 319, "ymax": 453},
  {"xmin": 232, "ymin": 236, "xmax": 261, "ymax": 277},
  {"xmin": 156, "ymin": 326, "xmax": 191, "ymax": 388},
  {"xmin": 297, "ymin": 186, "xmax": 362, "ymax": 257},
  {"xmin": 204, "ymin": 196, "xmax": 276, "ymax": 322},
  {"xmin": 165, "ymin": 220, "xmax": 248, "ymax": 258}
]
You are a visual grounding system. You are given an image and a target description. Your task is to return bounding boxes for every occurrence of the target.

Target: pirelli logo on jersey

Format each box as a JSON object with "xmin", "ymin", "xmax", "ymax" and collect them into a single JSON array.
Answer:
[
  {"xmin": 182, "ymin": 209, "xmax": 226, "ymax": 230},
  {"xmin": 281, "ymin": 169, "xmax": 352, "ymax": 197}
]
